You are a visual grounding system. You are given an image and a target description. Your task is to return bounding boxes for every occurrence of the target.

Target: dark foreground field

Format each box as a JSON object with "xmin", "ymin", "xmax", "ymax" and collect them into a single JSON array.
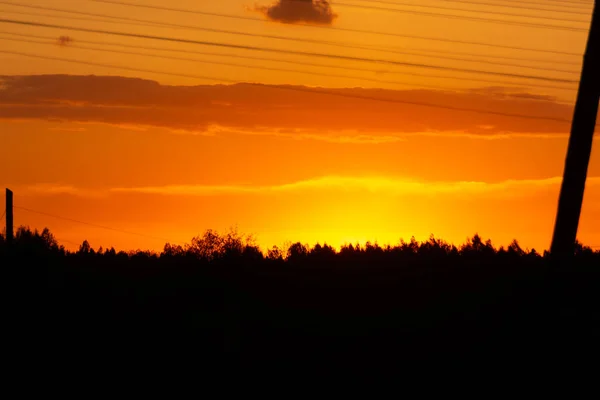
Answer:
[{"xmin": 3, "ymin": 228, "xmax": 599, "ymax": 379}]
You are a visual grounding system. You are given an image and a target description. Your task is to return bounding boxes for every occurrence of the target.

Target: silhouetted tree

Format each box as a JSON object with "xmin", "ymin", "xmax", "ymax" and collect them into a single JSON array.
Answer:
[
  {"xmin": 163, "ymin": 243, "xmax": 185, "ymax": 257},
  {"xmin": 287, "ymin": 242, "xmax": 309, "ymax": 262},
  {"xmin": 507, "ymin": 239, "xmax": 525, "ymax": 256},
  {"xmin": 78, "ymin": 240, "xmax": 91, "ymax": 255},
  {"xmin": 267, "ymin": 245, "xmax": 284, "ymax": 261}
]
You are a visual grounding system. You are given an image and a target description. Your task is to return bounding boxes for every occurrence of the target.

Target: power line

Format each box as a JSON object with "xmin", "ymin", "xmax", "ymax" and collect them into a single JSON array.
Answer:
[
  {"xmin": 0, "ymin": 19, "xmax": 579, "ymax": 85},
  {"xmin": 361, "ymin": 0, "xmax": 593, "ymax": 16},
  {"xmin": 479, "ymin": 0, "xmax": 592, "ymax": 10},
  {"xmin": 0, "ymin": 8, "xmax": 163, "ymax": 30},
  {"xmin": 1, "ymin": 3, "xmax": 583, "ymax": 70},
  {"xmin": 375, "ymin": 45, "xmax": 581, "ymax": 66},
  {"xmin": 105, "ymin": 0, "xmax": 588, "ymax": 32},
  {"xmin": 360, "ymin": 36, "xmax": 582, "ymax": 66},
  {"xmin": 328, "ymin": 0, "xmax": 591, "ymax": 24},
  {"xmin": 0, "ymin": 35, "xmax": 466, "ymax": 91},
  {"xmin": 0, "ymin": 10, "xmax": 580, "ymax": 76},
  {"xmin": 14, "ymin": 205, "xmax": 174, "ymax": 244},
  {"xmin": 454, "ymin": 0, "xmax": 592, "ymax": 8},
  {"xmin": 1, "ymin": 35, "xmax": 577, "ymax": 95},
  {"xmin": 1, "ymin": 2, "xmax": 582, "ymax": 73},
  {"xmin": 0, "ymin": 31, "xmax": 574, "ymax": 91},
  {"xmin": 1, "ymin": 2, "xmax": 415, "ymax": 57},
  {"xmin": 55, "ymin": 237, "xmax": 83, "ymax": 247},
  {"xmin": 91, "ymin": 0, "xmax": 583, "ymax": 56},
  {"xmin": 0, "ymin": 49, "xmax": 575, "ymax": 124}
]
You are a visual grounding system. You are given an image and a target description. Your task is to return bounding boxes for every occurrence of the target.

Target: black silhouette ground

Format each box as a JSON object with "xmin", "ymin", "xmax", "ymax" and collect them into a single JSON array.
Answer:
[{"xmin": 3, "ymin": 227, "xmax": 599, "ymax": 380}]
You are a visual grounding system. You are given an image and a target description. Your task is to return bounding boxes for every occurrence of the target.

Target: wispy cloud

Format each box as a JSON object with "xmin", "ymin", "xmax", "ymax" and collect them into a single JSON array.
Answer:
[
  {"xmin": 109, "ymin": 176, "xmax": 600, "ymax": 197},
  {"xmin": 48, "ymin": 126, "xmax": 88, "ymax": 132},
  {"xmin": 19, "ymin": 184, "xmax": 106, "ymax": 198},
  {"xmin": 213, "ymin": 125, "xmax": 407, "ymax": 143},
  {"xmin": 172, "ymin": 124, "xmax": 574, "ymax": 143}
]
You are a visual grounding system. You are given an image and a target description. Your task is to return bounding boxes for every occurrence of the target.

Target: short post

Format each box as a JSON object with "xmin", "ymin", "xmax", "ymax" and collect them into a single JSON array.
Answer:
[{"xmin": 6, "ymin": 188, "xmax": 13, "ymax": 243}]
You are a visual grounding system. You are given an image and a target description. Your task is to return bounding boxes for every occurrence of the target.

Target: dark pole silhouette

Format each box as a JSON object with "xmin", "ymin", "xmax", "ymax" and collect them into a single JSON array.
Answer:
[
  {"xmin": 5, "ymin": 188, "xmax": 13, "ymax": 243},
  {"xmin": 551, "ymin": 1, "xmax": 599, "ymax": 259}
]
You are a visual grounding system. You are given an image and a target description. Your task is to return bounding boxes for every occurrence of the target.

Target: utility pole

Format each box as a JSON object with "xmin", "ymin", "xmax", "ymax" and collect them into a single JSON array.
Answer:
[
  {"xmin": 551, "ymin": 1, "xmax": 599, "ymax": 259},
  {"xmin": 5, "ymin": 188, "xmax": 13, "ymax": 243}
]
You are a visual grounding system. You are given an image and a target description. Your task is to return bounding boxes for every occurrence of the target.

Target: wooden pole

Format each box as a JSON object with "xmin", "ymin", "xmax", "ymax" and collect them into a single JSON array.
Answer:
[
  {"xmin": 6, "ymin": 188, "xmax": 13, "ymax": 243},
  {"xmin": 550, "ymin": 1, "xmax": 600, "ymax": 259}
]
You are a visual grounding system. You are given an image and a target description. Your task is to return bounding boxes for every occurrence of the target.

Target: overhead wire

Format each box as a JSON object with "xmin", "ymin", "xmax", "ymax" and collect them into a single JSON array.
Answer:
[
  {"xmin": 0, "ymin": 49, "xmax": 575, "ymax": 125},
  {"xmin": 442, "ymin": 0, "xmax": 593, "ymax": 8},
  {"xmin": 0, "ymin": 19, "xmax": 580, "ymax": 84},
  {"xmin": 14, "ymin": 205, "xmax": 176, "ymax": 244},
  {"xmin": 89, "ymin": 0, "xmax": 584, "ymax": 56},
  {"xmin": 0, "ymin": 2, "xmax": 584, "ymax": 67},
  {"xmin": 326, "ymin": 0, "xmax": 591, "ymax": 23},
  {"xmin": 55, "ymin": 237, "xmax": 83, "ymax": 248},
  {"xmin": 354, "ymin": 0, "xmax": 593, "ymax": 16},
  {"xmin": 0, "ymin": 35, "xmax": 577, "ymax": 94},
  {"xmin": 0, "ymin": 1, "xmax": 578, "ymax": 74},
  {"xmin": 0, "ymin": 9, "xmax": 580, "ymax": 76},
  {"xmin": 321, "ymin": 1, "xmax": 588, "ymax": 31},
  {"xmin": 0, "ymin": 21, "xmax": 580, "ymax": 68},
  {"xmin": 0, "ymin": 8, "xmax": 163, "ymax": 29},
  {"xmin": 370, "ymin": 45, "xmax": 581, "ymax": 67},
  {"xmin": 98, "ymin": 0, "xmax": 588, "ymax": 32},
  {"xmin": 91, "ymin": 0, "xmax": 587, "ymax": 32},
  {"xmin": 0, "ymin": 31, "xmax": 575, "ymax": 92},
  {"xmin": 1, "ymin": 2, "xmax": 416, "ymax": 56},
  {"xmin": 475, "ymin": 0, "xmax": 592, "ymax": 10},
  {"xmin": 0, "ymin": 35, "xmax": 463, "ymax": 92}
]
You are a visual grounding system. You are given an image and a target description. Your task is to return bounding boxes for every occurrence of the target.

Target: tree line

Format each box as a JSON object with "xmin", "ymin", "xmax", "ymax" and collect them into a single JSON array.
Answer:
[{"xmin": 2, "ymin": 226, "xmax": 599, "ymax": 377}]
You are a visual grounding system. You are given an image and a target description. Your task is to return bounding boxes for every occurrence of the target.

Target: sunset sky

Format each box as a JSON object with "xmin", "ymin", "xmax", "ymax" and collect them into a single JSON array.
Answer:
[{"xmin": 0, "ymin": 0, "xmax": 598, "ymax": 252}]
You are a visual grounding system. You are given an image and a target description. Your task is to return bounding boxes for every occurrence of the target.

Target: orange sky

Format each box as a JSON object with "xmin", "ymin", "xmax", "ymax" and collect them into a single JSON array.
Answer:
[{"xmin": 0, "ymin": 0, "xmax": 598, "ymax": 252}]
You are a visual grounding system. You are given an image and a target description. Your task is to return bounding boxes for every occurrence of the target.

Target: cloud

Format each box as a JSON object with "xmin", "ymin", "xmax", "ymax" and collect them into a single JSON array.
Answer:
[
  {"xmin": 0, "ymin": 75, "xmax": 577, "ymax": 140},
  {"xmin": 57, "ymin": 36, "xmax": 74, "ymax": 47},
  {"xmin": 109, "ymin": 176, "xmax": 600, "ymax": 197},
  {"xmin": 255, "ymin": 0, "xmax": 338, "ymax": 25},
  {"xmin": 48, "ymin": 126, "xmax": 88, "ymax": 132},
  {"xmin": 213, "ymin": 125, "xmax": 407, "ymax": 143},
  {"xmin": 402, "ymin": 130, "xmax": 571, "ymax": 140},
  {"xmin": 17, "ymin": 184, "xmax": 106, "ymax": 198},
  {"xmin": 467, "ymin": 86, "xmax": 560, "ymax": 103}
]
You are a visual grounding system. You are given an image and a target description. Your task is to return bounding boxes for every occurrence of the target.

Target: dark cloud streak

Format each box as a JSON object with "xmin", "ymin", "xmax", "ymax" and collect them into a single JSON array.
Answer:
[
  {"xmin": 0, "ymin": 75, "xmax": 575, "ymax": 136},
  {"xmin": 255, "ymin": 0, "xmax": 338, "ymax": 25}
]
